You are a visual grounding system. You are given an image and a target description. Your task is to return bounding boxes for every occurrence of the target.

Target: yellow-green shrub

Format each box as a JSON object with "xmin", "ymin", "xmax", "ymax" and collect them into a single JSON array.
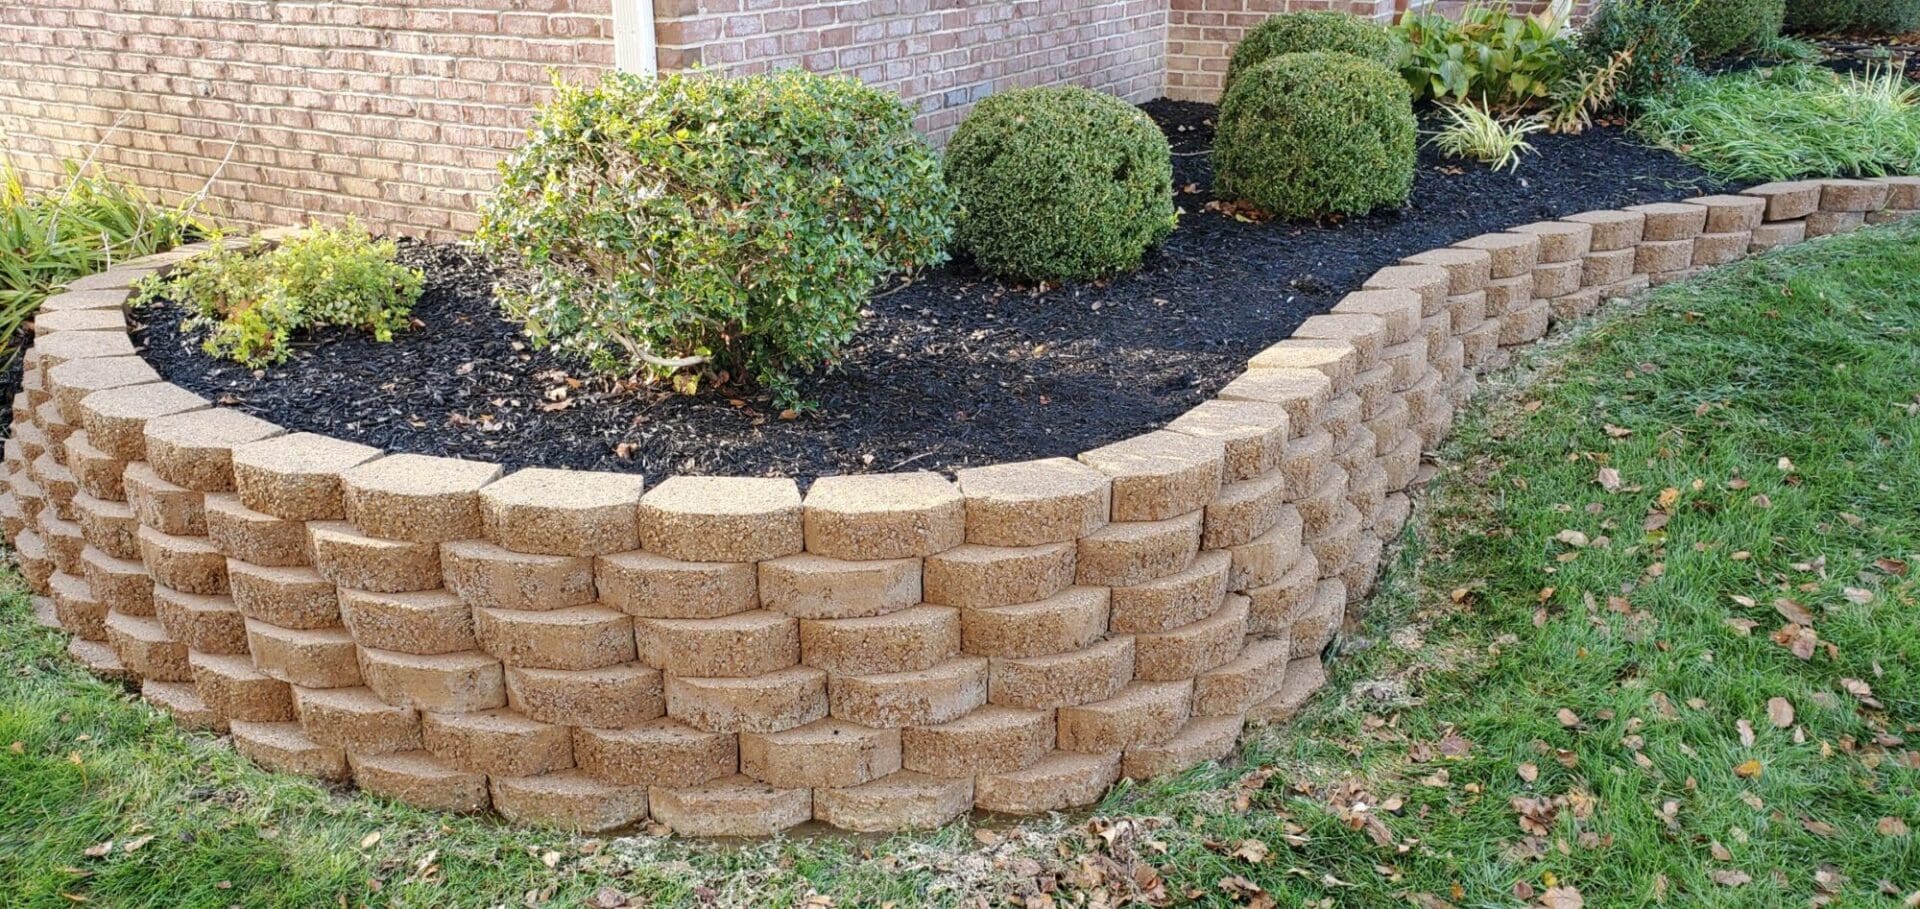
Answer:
[{"xmin": 1215, "ymin": 52, "xmax": 1417, "ymax": 220}]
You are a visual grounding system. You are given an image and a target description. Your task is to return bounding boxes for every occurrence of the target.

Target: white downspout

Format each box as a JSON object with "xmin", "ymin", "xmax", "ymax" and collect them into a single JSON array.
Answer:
[{"xmin": 613, "ymin": 0, "xmax": 658, "ymax": 76}]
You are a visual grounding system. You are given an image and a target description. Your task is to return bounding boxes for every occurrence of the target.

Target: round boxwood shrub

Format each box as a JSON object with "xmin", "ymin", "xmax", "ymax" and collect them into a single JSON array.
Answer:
[
  {"xmin": 1214, "ymin": 52, "xmax": 1417, "ymax": 220},
  {"xmin": 476, "ymin": 70, "xmax": 956, "ymax": 402},
  {"xmin": 1224, "ymin": 11, "xmax": 1398, "ymax": 95},
  {"xmin": 1785, "ymin": 0, "xmax": 1920, "ymax": 35},
  {"xmin": 1655, "ymin": 0, "xmax": 1783, "ymax": 59},
  {"xmin": 943, "ymin": 87, "xmax": 1176, "ymax": 283}
]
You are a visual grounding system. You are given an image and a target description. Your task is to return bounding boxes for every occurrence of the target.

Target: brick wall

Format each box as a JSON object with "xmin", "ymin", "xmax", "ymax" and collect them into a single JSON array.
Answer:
[{"xmin": 653, "ymin": 0, "xmax": 1169, "ymax": 141}]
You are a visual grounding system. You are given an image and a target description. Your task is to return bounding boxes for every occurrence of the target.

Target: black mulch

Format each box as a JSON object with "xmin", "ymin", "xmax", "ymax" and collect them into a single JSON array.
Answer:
[{"xmin": 135, "ymin": 101, "xmax": 1726, "ymax": 483}]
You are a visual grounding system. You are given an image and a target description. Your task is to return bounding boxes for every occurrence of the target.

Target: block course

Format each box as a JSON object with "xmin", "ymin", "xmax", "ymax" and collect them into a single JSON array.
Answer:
[{"xmin": 7, "ymin": 176, "xmax": 1915, "ymax": 836}]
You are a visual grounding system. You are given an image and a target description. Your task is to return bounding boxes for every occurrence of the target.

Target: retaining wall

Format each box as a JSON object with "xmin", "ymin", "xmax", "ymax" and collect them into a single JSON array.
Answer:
[{"xmin": 6, "ymin": 176, "xmax": 1916, "ymax": 835}]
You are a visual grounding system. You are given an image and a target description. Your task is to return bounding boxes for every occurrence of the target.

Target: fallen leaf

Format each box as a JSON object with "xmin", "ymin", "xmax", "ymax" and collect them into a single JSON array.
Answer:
[
  {"xmin": 1734, "ymin": 760, "xmax": 1764, "ymax": 779},
  {"xmin": 1774, "ymin": 598, "xmax": 1816, "ymax": 626},
  {"xmin": 121, "ymin": 835, "xmax": 154, "ymax": 854},
  {"xmin": 1596, "ymin": 468, "xmax": 1623, "ymax": 492},
  {"xmin": 1844, "ymin": 587, "xmax": 1874, "ymax": 605},
  {"xmin": 1840, "ymin": 678, "xmax": 1884, "ymax": 709},
  {"xmin": 1767, "ymin": 698, "xmax": 1794, "ymax": 728},
  {"xmin": 1517, "ymin": 763, "xmax": 1539, "ymax": 783},
  {"xmin": 1539, "ymin": 885, "xmax": 1584, "ymax": 909},
  {"xmin": 1711, "ymin": 870, "xmax": 1752, "ymax": 887},
  {"xmin": 360, "ymin": 832, "xmax": 381, "ymax": 850},
  {"xmin": 1557, "ymin": 709, "xmax": 1582, "ymax": 728},
  {"xmin": 1233, "ymin": 839, "xmax": 1270, "ymax": 864},
  {"xmin": 1879, "ymin": 817, "xmax": 1910, "ymax": 837}
]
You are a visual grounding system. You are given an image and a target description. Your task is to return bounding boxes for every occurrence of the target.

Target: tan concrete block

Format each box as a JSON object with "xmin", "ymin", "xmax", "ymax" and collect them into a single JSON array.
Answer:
[
  {"xmin": 960, "ymin": 586, "xmax": 1108, "ymax": 659},
  {"xmin": 1077, "ymin": 430, "xmax": 1224, "ymax": 523},
  {"xmin": 800, "ymin": 605, "xmax": 958, "ymax": 674},
  {"xmin": 1381, "ymin": 428, "xmax": 1422, "ymax": 491},
  {"xmin": 124, "ymin": 460, "xmax": 205, "ymax": 536},
  {"xmin": 901, "ymin": 704, "xmax": 1053, "ymax": 776},
  {"xmin": 1341, "ymin": 534, "xmax": 1385, "ymax": 602},
  {"xmin": 1228, "ymin": 505, "xmax": 1304, "ymax": 591},
  {"xmin": 638, "ymin": 476, "xmax": 801, "ymax": 562},
  {"xmin": 1374, "ymin": 490, "xmax": 1414, "ymax": 538},
  {"xmin": 143, "ymin": 408, "xmax": 282, "ymax": 493},
  {"xmin": 1331, "ymin": 288, "xmax": 1425, "ymax": 345},
  {"xmin": 1057, "ymin": 680, "xmax": 1192, "ymax": 753},
  {"xmin": 190, "ymin": 651, "xmax": 295, "ymax": 722},
  {"xmin": 422, "ymin": 708, "xmax": 574, "ymax": 776},
  {"xmin": 1478, "ymin": 276, "xmax": 1525, "ymax": 320},
  {"xmin": 246, "ymin": 620, "xmax": 360, "ymax": 689},
  {"xmin": 814, "ymin": 770, "xmax": 972, "ymax": 832},
  {"xmin": 1690, "ymin": 194, "xmax": 1766, "ymax": 233},
  {"xmin": 342, "ymin": 453, "xmax": 501, "ymax": 543},
  {"xmin": 39, "ymin": 514, "xmax": 85, "ymax": 575},
  {"xmin": 82, "ymin": 545, "xmax": 154, "ymax": 616},
  {"xmin": 308, "ymin": 521, "xmax": 440, "ymax": 593},
  {"xmin": 955, "ymin": 457, "xmax": 1110, "ymax": 546},
  {"xmin": 803, "ymin": 472, "xmax": 963, "ymax": 559},
  {"xmin": 1193, "ymin": 637, "xmax": 1292, "ymax": 716},
  {"xmin": 1133, "ymin": 594, "xmax": 1248, "ymax": 682},
  {"xmin": 1215, "ymin": 369, "xmax": 1333, "ymax": 436},
  {"xmin": 1122, "ymin": 714, "xmax": 1242, "ymax": 780},
  {"xmin": 573, "ymin": 718, "xmax": 736, "ymax": 787},
  {"xmin": 473, "ymin": 605, "xmax": 634, "ymax": 670},
  {"xmin": 50, "ymin": 570, "xmax": 108, "ymax": 639},
  {"xmin": 1749, "ymin": 219, "xmax": 1807, "ymax": 252},
  {"xmin": 204, "ymin": 493, "xmax": 309, "ymax": 567},
  {"xmin": 233, "ymin": 432, "xmax": 381, "ymax": 521},
  {"xmin": 1293, "ymin": 462, "xmax": 1349, "ymax": 538},
  {"xmin": 231, "ymin": 720, "xmax": 348, "ymax": 782},
  {"xmin": 506, "ymin": 663, "xmax": 664, "ymax": 728},
  {"xmin": 350, "ymin": 750, "xmax": 490, "ymax": 813},
  {"xmin": 649, "ymin": 774, "xmax": 810, "ymax": 836},
  {"xmin": 1628, "ymin": 202, "xmax": 1708, "ymax": 241},
  {"xmin": 1247, "ymin": 338, "xmax": 1356, "ymax": 388},
  {"xmin": 105, "ymin": 611, "xmax": 191, "ymax": 682},
  {"xmin": 759, "ymin": 553, "xmax": 920, "ymax": 619},
  {"xmin": 1693, "ymin": 231, "xmax": 1749, "ymax": 267},
  {"xmin": 228, "ymin": 562, "xmax": 338, "ymax": 630},
  {"xmin": 1873, "ymin": 176, "xmax": 1920, "ymax": 210},
  {"xmin": 1247, "ymin": 656, "xmax": 1328, "ymax": 724},
  {"xmin": 1804, "ymin": 209, "xmax": 1864, "ymax": 237},
  {"xmin": 340, "ymin": 588, "xmax": 475, "ymax": 654},
  {"xmin": 1819, "ymin": 178, "xmax": 1891, "ymax": 212},
  {"xmin": 1202, "ymin": 469, "xmax": 1286, "ymax": 550},
  {"xmin": 1400, "ymin": 247, "xmax": 1492, "ymax": 295},
  {"xmin": 975, "ymin": 750, "xmax": 1120, "ymax": 814},
  {"xmin": 1582, "ymin": 246, "xmax": 1636, "ymax": 287},
  {"xmin": 479, "ymin": 467, "xmax": 645, "ymax": 556},
  {"xmin": 490, "ymin": 771, "xmax": 650, "ymax": 833},
  {"xmin": 828, "ymin": 656, "xmax": 988, "ymax": 727},
  {"xmin": 67, "ymin": 636, "xmax": 136, "ymax": 682},
  {"xmin": 634, "ymin": 610, "xmax": 797, "ymax": 678},
  {"xmin": 1280, "ymin": 426, "xmax": 1334, "ymax": 494},
  {"xmin": 1511, "ymin": 220, "xmax": 1594, "ymax": 263},
  {"xmin": 357, "ymin": 647, "xmax": 506, "ymax": 712},
  {"xmin": 1166, "ymin": 400, "xmax": 1288, "ymax": 483},
  {"xmin": 1455, "ymin": 232, "xmax": 1540, "ymax": 278},
  {"xmin": 442, "ymin": 539, "xmax": 594, "ymax": 611},
  {"xmin": 740, "ymin": 718, "xmax": 901, "ymax": 788},
  {"xmin": 1110, "ymin": 550, "xmax": 1229, "ymax": 635},
  {"xmin": 46, "ymin": 356, "xmax": 159, "ymax": 425},
  {"xmin": 1362, "ymin": 263, "xmax": 1451, "ymax": 315},
  {"xmin": 1561, "ymin": 209, "xmax": 1645, "ymax": 251},
  {"xmin": 1499, "ymin": 301, "xmax": 1551, "ymax": 347},
  {"xmin": 153, "ymin": 586, "xmax": 247, "ymax": 655},
  {"xmin": 33, "ymin": 307, "xmax": 128, "ymax": 334},
  {"xmin": 925, "ymin": 541, "xmax": 1075, "ymax": 608},
  {"xmin": 14, "ymin": 528, "xmax": 55, "ymax": 596},
  {"xmin": 988, "ymin": 637, "xmax": 1132, "ymax": 710},
  {"xmin": 137, "ymin": 525, "xmax": 227, "ymax": 596},
  {"xmin": 1075, "ymin": 510, "xmax": 1200, "ymax": 588},
  {"xmin": 36, "ymin": 330, "xmax": 139, "ymax": 374},
  {"xmin": 293, "ymin": 685, "xmax": 423, "ymax": 755},
  {"xmin": 1307, "ymin": 498, "xmax": 1366, "ymax": 572},
  {"xmin": 64, "ymin": 433, "xmax": 128, "ymax": 503},
  {"xmin": 1635, "ymin": 238, "xmax": 1694, "ymax": 275},
  {"xmin": 595, "ymin": 549, "xmax": 755, "ymax": 618},
  {"xmin": 73, "ymin": 492, "xmax": 140, "ymax": 560},
  {"xmin": 1532, "ymin": 259, "xmax": 1584, "ymax": 299},
  {"xmin": 666, "ymin": 665, "xmax": 828, "ymax": 734},
  {"xmin": 1291, "ymin": 579, "xmax": 1347, "ymax": 658},
  {"xmin": 1743, "ymin": 180, "xmax": 1822, "ymax": 221}
]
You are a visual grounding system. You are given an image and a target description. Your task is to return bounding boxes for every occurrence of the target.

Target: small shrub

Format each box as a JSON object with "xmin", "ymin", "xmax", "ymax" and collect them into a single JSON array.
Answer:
[
  {"xmin": 139, "ymin": 221, "xmax": 422, "ymax": 367},
  {"xmin": 943, "ymin": 87, "xmax": 1175, "ymax": 283},
  {"xmin": 477, "ymin": 71, "xmax": 955, "ymax": 402},
  {"xmin": 1226, "ymin": 11, "xmax": 1398, "ymax": 94},
  {"xmin": 1577, "ymin": 0, "xmax": 1699, "ymax": 108},
  {"xmin": 1392, "ymin": 5, "xmax": 1576, "ymax": 110},
  {"xmin": 1215, "ymin": 52, "xmax": 1418, "ymax": 220},
  {"xmin": 1429, "ymin": 103, "xmax": 1546, "ymax": 171},
  {"xmin": 1784, "ymin": 0, "xmax": 1920, "ymax": 36},
  {"xmin": 1651, "ymin": 0, "xmax": 1784, "ymax": 60},
  {"xmin": 1634, "ymin": 64, "xmax": 1920, "ymax": 180}
]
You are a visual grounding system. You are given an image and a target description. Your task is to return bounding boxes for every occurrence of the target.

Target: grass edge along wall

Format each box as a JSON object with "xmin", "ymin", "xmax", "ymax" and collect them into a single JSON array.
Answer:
[{"xmin": 6, "ymin": 173, "xmax": 1917, "ymax": 835}]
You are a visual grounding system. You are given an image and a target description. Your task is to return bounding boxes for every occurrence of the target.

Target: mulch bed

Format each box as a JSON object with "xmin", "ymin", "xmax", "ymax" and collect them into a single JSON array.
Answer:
[{"xmin": 134, "ymin": 101, "xmax": 1725, "ymax": 482}]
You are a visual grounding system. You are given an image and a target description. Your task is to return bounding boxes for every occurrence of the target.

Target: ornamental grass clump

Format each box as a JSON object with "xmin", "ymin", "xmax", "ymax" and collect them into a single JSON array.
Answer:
[
  {"xmin": 477, "ymin": 71, "xmax": 956, "ymax": 403},
  {"xmin": 1634, "ymin": 63, "xmax": 1920, "ymax": 181},
  {"xmin": 1225, "ymin": 11, "xmax": 1398, "ymax": 94},
  {"xmin": 138, "ymin": 220, "xmax": 422, "ymax": 367},
  {"xmin": 1214, "ymin": 52, "xmax": 1417, "ymax": 220},
  {"xmin": 943, "ymin": 87, "xmax": 1176, "ymax": 283}
]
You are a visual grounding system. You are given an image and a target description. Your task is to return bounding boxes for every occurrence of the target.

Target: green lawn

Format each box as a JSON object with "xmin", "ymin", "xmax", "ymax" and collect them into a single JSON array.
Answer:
[{"xmin": 4, "ymin": 221, "xmax": 1917, "ymax": 908}]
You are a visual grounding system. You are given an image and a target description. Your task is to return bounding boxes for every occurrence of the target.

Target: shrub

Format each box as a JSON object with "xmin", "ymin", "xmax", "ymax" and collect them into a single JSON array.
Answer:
[
  {"xmin": 1225, "ymin": 11, "xmax": 1398, "ymax": 94},
  {"xmin": 1577, "ymin": 0, "xmax": 1699, "ymax": 108},
  {"xmin": 1392, "ymin": 5, "xmax": 1576, "ymax": 110},
  {"xmin": 1634, "ymin": 64, "xmax": 1920, "ymax": 180},
  {"xmin": 1429, "ymin": 103, "xmax": 1546, "ymax": 171},
  {"xmin": 139, "ymin": 221, "xmax": 423, "ymax": 367},
  {"xmin": 477, "ymin": 71, "xmax": 955, "ymax": 402},
  {"xmin": 1652, "ymin": 0, "xmax": 1784, "ymax": 59},
  {"xmin": 1784, "ymin": 0, "xmax": 1920, "ymax": 36},
  {"xmin": 1215, "ymin": 52, "xmax": 1418, "ymax": 220},
  {"xmin": 943, "ymin": 87, "xmax": 1175, "ymax": 283}
]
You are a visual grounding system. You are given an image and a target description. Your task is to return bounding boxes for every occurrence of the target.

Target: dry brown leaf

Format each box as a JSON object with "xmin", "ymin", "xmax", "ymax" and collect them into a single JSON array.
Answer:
[
  {"xmin": 1711, "ymin": 870, "xmax": 1752, "ymax": 887},
  {"xmin": 1877, "ymin": 817, "xmax": 1910, "ymax": 837},
  {"xmin": 1767, "ymin": 698, "xmax": 1794, "ymax": 728},
  {"xmin": 1557, "ymin": 709, "xmax": 1582, "ymax": 728},
  {"xmin": 1734, "ymin": 760, "xmax": 1764, "ymax": 779},
  {"xmin": 1517, "ymin": 763, "xmax": 1540, "ymax": 783},
  {"xmin": 1539, "ymin": 885, "xmax": 1584, "ymax": 909}
]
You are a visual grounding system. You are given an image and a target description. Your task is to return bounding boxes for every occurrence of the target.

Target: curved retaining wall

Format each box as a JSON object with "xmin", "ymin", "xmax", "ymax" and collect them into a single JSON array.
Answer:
[{"xmin": 5, "ymin": 177, "xmax": 1916, "ymax": 836}]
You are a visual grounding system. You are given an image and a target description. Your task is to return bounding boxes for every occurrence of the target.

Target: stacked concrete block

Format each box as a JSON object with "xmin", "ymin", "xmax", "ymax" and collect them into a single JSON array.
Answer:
[
  {"xmin": 1513, "ymin": 221, "xmax": 1597, "ymax": 325},
  {"xmin": 1868, "ymin": 177, "xmax": 1920, "ymax": 224},
  {"xmin": 1625, "ymin": 202, "xmax": 1710, "ymax": 286},
  {"xmin": 1742, "ymin": 181, "xmax": 1821, "ymax": 252}
]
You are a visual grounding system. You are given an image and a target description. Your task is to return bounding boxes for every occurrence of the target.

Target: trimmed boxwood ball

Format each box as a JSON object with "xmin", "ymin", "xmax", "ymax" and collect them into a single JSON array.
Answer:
[
  {"xmin": 476, "ymin": 70, "xmax": 955, "ymax": 403},
  {"xmin": 1224, "ymin": 11, "xmax": 1398, "ymax": 95},
  {"xmin": 943, "ymin": 87, "xmax": 1176, "ymax": 283},
  {"xmin": 1785, "ymin": 0, "xmax": 1920, "ymax": 35},
  {"xmin": 1655, "ymin": 0, "xmax": 1783, "ymax": 59},
  {"xmin": 1214, "ymin": 52, "xmax": 1417, "ymax": 221}
]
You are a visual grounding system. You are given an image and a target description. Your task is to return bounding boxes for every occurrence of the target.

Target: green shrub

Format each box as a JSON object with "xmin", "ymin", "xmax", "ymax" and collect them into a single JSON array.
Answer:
[
  {"xmin": 477, "ymin": 71, "xmax": 954, "ymax": 402},
  {"xmin": 139, "ymin": 221, "xmax": 422, "ymax": 367},
  {"xmin": 1784, "ymin": 0, "xmax": 1920, "ymax": 35},
  {"xmin": 943, "ymin": 87, "xmax": 1175, "ymax": 283},
  {"xmin": 1652, "ymin": 0, "xmax": 1784, "ymax": 59},
  {"xmin": 1226, "ymin": 11, "xmax": 1398, "ymax": 94},
  {"xmin": 1391, "ymin": 5, "xmax": 1576, "ymax": 110},
  {"xmin": 1634, "ymin": 64, "xmax": 1920, "ymax": 180},
  {"xmin": 1215, "ymin": 52, "xmax": 1417, "ymax": 220},
  {"xmin": 0, "ymin": 161, "xmax": 199, "ymax": 360},
  {"xmin": 1578, "ymin": 0, "xmax": 1699, "ymax": 108}
]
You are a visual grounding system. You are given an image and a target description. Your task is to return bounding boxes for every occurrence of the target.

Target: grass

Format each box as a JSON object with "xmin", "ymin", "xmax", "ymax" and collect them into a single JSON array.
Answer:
[
  {"xmin": 1634, "ymin": 63, "xmax": 1920, "ymax": 180},
  {"xmin": 4, "ymin": 221, "xmax": 1919, "ymax": 907}
]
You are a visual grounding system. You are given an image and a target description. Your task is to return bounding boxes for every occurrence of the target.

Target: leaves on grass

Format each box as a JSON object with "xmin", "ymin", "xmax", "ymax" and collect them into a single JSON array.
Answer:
[
  {"xmin": 1711, "ymin": 869, "xmax": 1753, "ymax": 887},
  {"xmin": 1767, "ymin": 698, "xmax": 1795, "ymax": 728},
  {"xmin": 1733, "ymin": 759, "xmax": 1764, "ymax": 779}
]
